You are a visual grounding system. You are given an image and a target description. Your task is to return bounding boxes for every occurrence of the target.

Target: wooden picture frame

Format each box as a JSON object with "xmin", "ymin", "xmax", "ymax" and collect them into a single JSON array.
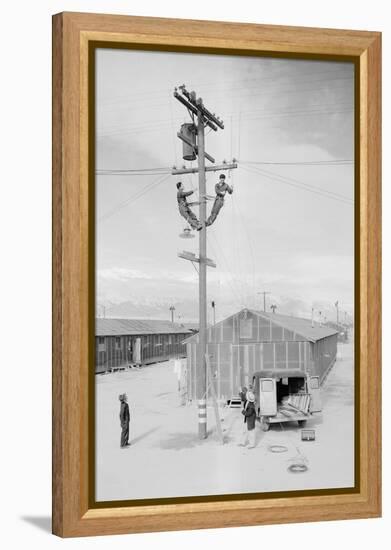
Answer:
[{"xmin": 52, "ymin": 11, "xmax": 381, "ymax": 537}]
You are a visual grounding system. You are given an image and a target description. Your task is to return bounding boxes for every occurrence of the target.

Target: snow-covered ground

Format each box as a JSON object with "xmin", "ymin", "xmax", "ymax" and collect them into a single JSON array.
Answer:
[{"xmin": 95, "ymin": 341, "xmax": 354, "ymax": 502}]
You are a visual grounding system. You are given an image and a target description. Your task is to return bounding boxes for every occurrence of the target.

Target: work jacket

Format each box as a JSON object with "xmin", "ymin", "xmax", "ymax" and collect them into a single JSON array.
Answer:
[
  {"xmin": 177, "ymin": 189, "xmax": 193, "ymax": 205},
  {"xmin": 215, "ymin": 182, "xmax": 233, "ymax": 198},
  {"xmin": 120, "ymin": 401, "xmax": 130, "ymax": 425},
  {"xmin": 243, "ymin": 401, "xmax": 256, "ymax": 430}
]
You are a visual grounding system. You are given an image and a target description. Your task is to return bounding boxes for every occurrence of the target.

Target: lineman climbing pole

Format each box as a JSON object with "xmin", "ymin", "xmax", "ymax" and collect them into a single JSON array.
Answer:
[{"xmin": 173, "ymin": 85, "xmax": 237, "ymax": 439}]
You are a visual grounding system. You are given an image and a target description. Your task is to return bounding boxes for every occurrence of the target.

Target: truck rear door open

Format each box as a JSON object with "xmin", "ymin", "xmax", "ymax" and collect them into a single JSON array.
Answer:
[
  {"xmin": 308, "ymin": 375, "xmax": 322, "ymax": 412},
  {"xmin": 258, "ymin": 378, "xmax": 277, "ymax": 416}
]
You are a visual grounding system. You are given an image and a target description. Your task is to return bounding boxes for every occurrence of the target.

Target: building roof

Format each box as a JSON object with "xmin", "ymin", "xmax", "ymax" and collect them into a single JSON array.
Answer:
[
  {"xmin": 253, "ymin": 369, "xmax": 306, "ymax": 379},
  {"xmin": 184, "ymin": 308, "xmax": 339, "ymax": 344},
  {"xmin": 325, "ymin": 321, "xmax": 349, "ymax": 331},
  {"xmin": 250, "ymin": 310, "xmax": 339, "ymax": 342},
  {"xmin": 96, "ymin": 318, "xmax": 192, "ymax": 337},
  {"xmin": 179, "ymin": 323, "xmax": 200, "ymax": 332}
]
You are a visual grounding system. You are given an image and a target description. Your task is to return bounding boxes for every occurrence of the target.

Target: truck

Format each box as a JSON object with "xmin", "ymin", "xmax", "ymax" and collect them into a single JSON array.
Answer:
[{"xmin": 252, "ymin": 369, "xmax": 322, "ymax": 431}]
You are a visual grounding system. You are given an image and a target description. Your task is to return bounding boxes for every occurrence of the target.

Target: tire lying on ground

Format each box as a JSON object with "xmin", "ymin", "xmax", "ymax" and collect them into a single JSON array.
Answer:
[
  {"xmin": 288, "ymin": 463, "xmax": 308, "ymax": 473},
  {"xmin": 268, "ymin": 445, "xmax": 288, "ymax": 453}
]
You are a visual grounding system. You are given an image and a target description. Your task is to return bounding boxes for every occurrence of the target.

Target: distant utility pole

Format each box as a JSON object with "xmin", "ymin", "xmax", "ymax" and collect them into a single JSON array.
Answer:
[
  {"xmin": 97, "ymin": 304, "xmax": 106, "ymax": 318},
  {"xmin": 258, "ymin": 291, "xmax": 271, "ymax": 312},
  {"xmin": 169, "ymin": 305, "xmax": 175, "ymax": 323},
  {"xmin": 173, "ymin": 85, "xmax": 237, "ymax": 440},
  {"xmin": 211, "ymin": 300, "xmax": 216, "ymax": 325},
  {"xmin": 335, "ymin": 300, "xmax": 339, "ymax": 325}
]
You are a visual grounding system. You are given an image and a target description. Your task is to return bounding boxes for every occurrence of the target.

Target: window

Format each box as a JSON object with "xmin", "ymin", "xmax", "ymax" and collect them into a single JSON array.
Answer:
[
  {"xmin": 310, "ymin": 377, "xmax": 319, "ymax": 390},
  {"xmin": 115, "ymin": 337, "xmax": 121, "ymax": 350},
  {"xmin": 98, "ymin": 337, "xmax": 105, "ymax": 352},
  {"xmin": 261, "ymin": 380, "xmax": 274, "ymax": 392},
  {"xmin": 239, "ymin": 318, "xmax": 253, "ymax": 338}
]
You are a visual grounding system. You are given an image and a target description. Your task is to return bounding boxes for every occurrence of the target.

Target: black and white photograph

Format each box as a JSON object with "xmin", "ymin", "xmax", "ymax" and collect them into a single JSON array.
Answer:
[{"xmin": 94, "ymin": 48, "xmax": 355, "ymax": 502}]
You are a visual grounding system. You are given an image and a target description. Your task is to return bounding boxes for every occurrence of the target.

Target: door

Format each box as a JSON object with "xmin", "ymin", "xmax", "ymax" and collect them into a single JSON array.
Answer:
[
  {"xmin": 133, "ymin": 338, "xmax": 141, "ymax": 364},
  {"xmin": 308, "ymin": 376, "xmax": 322, "ymax": 412},
  {"xmin": 258, "ymin": 378, "xmax": 277, "ymax": 416},
  {"xmin": 127, "ymin": 339, "xmax": 133, "ymax": 363}
]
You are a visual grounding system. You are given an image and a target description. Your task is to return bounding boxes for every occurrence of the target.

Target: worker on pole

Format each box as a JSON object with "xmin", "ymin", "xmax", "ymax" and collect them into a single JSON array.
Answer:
[
  {"xmin": 205, "ymin": 174, "xmax": 233, "ymax": 227},
  {"xmin": 176, "ymin": 182, "xmax": 202, "ymax": 231}
]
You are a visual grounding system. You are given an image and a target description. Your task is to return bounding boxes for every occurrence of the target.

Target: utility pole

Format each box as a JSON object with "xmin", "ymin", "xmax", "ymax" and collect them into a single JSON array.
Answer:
[
  {"xmin": 98, "ymin": 304, "xmax": 106, "ymax": 318},
  {"xmin": 197, "ymin": 105, "xmax": 208, "ymax": 439},
  {"xmin": 211, "ymin": 300, "xmax": 216, "ymax": 325},
  {"xmin": 258, "ymin": 291, "xmax": 271, "ymax": 312},
  {"xmin": 335, "ymin": 300, "xmax": 339, "ymax": 326},
  {"xmin": 169, "ymin": 305, "xmax": 175, "ymax": 323},
  {"xmin": 173, "ymin": 85, "xmax": 237, "ymax": 439}
]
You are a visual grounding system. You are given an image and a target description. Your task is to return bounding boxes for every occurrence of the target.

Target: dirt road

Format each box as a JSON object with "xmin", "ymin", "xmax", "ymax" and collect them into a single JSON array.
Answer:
[{"xmin": 96, "ymin": 341, "xmax": 354, "ymax": 501}]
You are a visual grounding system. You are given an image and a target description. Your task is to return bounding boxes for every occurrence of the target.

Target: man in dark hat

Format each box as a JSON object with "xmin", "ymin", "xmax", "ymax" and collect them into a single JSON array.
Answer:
[
  {"xmin": 119, "ymin": 393, "xmax": 130, "ymax": 448},
  {"xmin": 176, "ymin": 182, "xmax": 202, "ymax": 231},
  {"xmin": 206, "ymin": 174, "xmax": 233, "ymax": 227}
]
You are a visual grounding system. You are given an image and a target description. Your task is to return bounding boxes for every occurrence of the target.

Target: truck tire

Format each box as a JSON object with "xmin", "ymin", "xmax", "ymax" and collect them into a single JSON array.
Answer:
[
  {"xmin": 260, "ymin": 417, "xmax": 270, "ymax": 432},
  {"xmin": 298, "ymin": 420, "xmax": 307, "ymax": 427}
]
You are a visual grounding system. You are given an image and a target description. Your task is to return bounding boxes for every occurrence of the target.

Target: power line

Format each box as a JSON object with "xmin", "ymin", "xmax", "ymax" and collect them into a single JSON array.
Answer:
[
  {"xmin": 98, "ymin": 67, "xmax": 347, "ymax": 104},
  {"xmin": 96, "ymin": 159, "xmax": 354, "ymax": 177},
  {"xmin": 97, "ymin": 170, "xmax": 170, "ymax": 176},
  {"xmin": 97, "ymin": 102, "xmax": 353, "ymax": 140},
  {"xmin": 241, "ymin": 160, "xmax": 353, "ymax": 166},
  {"xmin": 255, "ymin": 165, "xmax": 353, "ymax": 202},
  {"xmin": 98, "ymin": 70, "xmax": 353, "ymax": 110},
  {"xmin": 97, "ymin": 167, "xmax": 169, "ymax": 173},
  {"xmin": 98, "ymin": 173, "xmax": 171, "ymax": 223},
  {"xmin": 169, "ymin": 95, "xmax": 179, "ymax": 166},
  {"xmin": 232, "ymin": 195, "xmax": 257, "ymax": 302},
  {"xmin": 206, "ymin": 232, "xmax": 245, "ymax": 306},
  {"xmin": 240, "ymin": 163, "xmax": 353, "ymax": 204},
  {"xmin": 241, "ymin": 163, "xmax": 353, "ymax": 204}
]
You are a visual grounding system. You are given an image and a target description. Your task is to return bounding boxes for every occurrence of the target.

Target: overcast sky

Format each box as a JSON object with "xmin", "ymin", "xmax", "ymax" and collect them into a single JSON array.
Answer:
[{"xmin": 95, "ymin": 48, "xmax": 354, "ymax": 323}]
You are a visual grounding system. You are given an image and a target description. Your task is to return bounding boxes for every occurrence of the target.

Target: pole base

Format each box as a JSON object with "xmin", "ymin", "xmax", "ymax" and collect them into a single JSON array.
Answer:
[
  {"xmin": 198, "ymin": 423, "xmax": 207, "ymax": 439},
  {"xmin": 198, "ymin": 399, "xmax": 207, "ymax": 439}
]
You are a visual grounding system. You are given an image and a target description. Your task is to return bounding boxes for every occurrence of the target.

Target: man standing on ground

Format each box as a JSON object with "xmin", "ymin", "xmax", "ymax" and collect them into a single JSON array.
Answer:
[{"xmin": 119, "ymin": 393, "xmax": 130, "ymax": 448}]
